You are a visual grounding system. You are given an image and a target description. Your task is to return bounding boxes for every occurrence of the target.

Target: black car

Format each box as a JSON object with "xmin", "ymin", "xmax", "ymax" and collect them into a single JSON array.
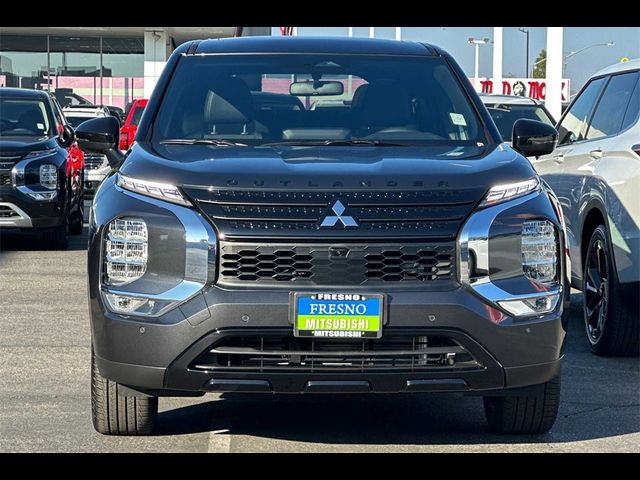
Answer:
[
  {"xmin": 0, "ymin": 87, "xmax": 84, "ymax": 249},
  {"xmin": 76, "ymin": 37, "xmax": 569, "ymax": 436},
  {"xmin": 480, "ymin": 94, "xmax": 556, "ymax": 142}
]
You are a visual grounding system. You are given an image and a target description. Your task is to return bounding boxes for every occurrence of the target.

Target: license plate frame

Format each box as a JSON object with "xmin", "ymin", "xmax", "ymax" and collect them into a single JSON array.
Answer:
[{"xmin": 291, "ymin": 292, "xmax": 385, "ymax": 339}]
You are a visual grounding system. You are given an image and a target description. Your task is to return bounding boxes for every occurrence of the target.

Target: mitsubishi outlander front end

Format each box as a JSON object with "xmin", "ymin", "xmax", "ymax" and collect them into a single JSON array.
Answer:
[{"xmin": 77, "ymin": 37, "xmax": 569, "ymax": 436}]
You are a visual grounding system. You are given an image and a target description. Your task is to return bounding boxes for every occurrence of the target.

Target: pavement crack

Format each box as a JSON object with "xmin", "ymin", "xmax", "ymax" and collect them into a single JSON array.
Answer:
[{"xmin": 563, "ymin": 403, "xmax": 640, "ymax": 418}]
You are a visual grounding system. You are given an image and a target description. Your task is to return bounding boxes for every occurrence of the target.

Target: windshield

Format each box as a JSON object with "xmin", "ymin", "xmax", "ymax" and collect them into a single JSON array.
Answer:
[
  {"xmin": 484, "ymin": 103, "xmax": 554, "ymax": 141},
  {"xmin": 152, "ymin": 54, "xmax": 487, "ymax": 148},
  {"xmin": 0, "ymin": 98, "xmax": 53, "ymax": 137}
]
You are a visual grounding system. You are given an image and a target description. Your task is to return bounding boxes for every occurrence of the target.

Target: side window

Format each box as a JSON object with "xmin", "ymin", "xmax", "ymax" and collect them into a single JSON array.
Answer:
[
  {"xmin": 586, "ymin": 71, "xmax": 640, "ymax": 140},
  {"xmin": 557, "ymin": 77, "xmax": 606, "ymax": 145},
  {"xmin": 620, "ymin": 73, "xmax": 640, "ymax": 132}
]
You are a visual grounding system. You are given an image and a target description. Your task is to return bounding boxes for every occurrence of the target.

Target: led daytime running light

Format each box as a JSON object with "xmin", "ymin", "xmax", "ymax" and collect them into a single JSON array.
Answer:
[{"xmin": 117, "ymin": 173, "xmax": 191, "ymax": 206}]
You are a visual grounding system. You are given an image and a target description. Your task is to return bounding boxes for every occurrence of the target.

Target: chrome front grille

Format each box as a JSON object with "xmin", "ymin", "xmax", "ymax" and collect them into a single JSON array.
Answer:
[
  {"xmin": 218, "ymin": 242, "xmax": 456, "ymax": 287},
  {"xmin": 191, "ymin": 333, "xmax": 481, "ymax": 373},
  {"xmin": 84, "ymin": 154, "xmax": 106, "ymax": 170}
]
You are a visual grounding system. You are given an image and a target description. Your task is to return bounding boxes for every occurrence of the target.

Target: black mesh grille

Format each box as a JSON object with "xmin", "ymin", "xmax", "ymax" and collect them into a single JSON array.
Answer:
[
  {"xmin": 0, "ymin": 173, "xmax": 11, "ymax": 186},
  {"xmin": 219, "ymin": 242, "xmax": 456, "ymax": 287},
  {"xmin": 191, "ymin": 333, "xmax": 481, "ymax": 373},
  {"xmin": 183, "ymin": 187, "xmax": 482, "ymax": 240}
]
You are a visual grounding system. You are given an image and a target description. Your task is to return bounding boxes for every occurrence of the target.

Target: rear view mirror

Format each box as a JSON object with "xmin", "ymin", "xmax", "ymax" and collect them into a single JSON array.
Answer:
[
  {"xmin": 59, "ymin": 124, "xmax": 75, "ymax": 149},
  {"xmin": 512, "ymin": 119, "xmax": 558, "ymax": 157},
  {"xmin": 290, "ymin": 81, "xmax": 344, "ymax": 97}
]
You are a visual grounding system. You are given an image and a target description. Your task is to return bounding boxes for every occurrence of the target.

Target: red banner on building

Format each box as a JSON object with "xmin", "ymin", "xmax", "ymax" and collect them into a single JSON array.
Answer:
[{"xmin": 280, "ymin": 27, "xmax": 294, "ymax": 36}]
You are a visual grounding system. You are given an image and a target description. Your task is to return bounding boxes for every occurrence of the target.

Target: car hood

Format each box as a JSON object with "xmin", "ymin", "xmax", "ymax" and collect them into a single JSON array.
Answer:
[
  {"xmin": 121, "ymin": 142, "xmax": 536, "ymax": 193},
  {"xmin": 0, "ymin": 136, "xmax": 59, "ymax": 155}
]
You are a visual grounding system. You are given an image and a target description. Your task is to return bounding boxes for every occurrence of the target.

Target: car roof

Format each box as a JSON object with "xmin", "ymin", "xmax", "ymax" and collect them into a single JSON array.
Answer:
[
  {"xmin": 193, "ymin": 36, "xmax": 437, "ymax": 56},
  {"xmin": 0, "ymin": 87, "xmax": 50, "ymax": 99},
  {"xmin": 593, "ymin": 58, "xmax": 640, "ymax": 77},
  {"xmin": 63, "ymin": 106, "xmax": 106, "ymax": 115},
  {"xmin": 479, "ymin": 94, "xmax": 541, "ymax": 106}
]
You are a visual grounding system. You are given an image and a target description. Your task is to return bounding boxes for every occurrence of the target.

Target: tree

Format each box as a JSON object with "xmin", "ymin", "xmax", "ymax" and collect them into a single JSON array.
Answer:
[{"xmin": 532, "ymin": 49, "xmax": 546, "ymax": 78}]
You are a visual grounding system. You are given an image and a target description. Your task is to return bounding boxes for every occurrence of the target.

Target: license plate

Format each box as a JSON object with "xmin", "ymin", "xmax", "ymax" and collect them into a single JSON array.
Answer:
[{"xmin": 292, "ymin": 292, "xmax": 384, "ymax": 339}]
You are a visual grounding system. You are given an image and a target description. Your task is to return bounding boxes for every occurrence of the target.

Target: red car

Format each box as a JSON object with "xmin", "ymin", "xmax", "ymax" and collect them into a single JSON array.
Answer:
[{"xmin": 119, "ymin": 99, "xmax": 147, "ymax": 151}]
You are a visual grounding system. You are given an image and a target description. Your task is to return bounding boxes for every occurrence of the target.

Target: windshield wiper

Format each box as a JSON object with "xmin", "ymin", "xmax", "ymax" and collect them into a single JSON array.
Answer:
[
  {"xmin": 262, "ymin": 139, "xmax": 406, "ymax": 147},
  {"xmin": 160, "ymin": 138, "xmax": 248, "ymax": 147}
]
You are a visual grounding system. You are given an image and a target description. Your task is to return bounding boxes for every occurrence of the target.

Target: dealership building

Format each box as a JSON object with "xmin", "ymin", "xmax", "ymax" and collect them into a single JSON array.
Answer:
[
  {"xmin": 1, "ymin": 26, "xmax": 569, "ymax": 118},
  {"xmin": 0, "ymin": 27, "xmax": 270, "ymax": 109}
]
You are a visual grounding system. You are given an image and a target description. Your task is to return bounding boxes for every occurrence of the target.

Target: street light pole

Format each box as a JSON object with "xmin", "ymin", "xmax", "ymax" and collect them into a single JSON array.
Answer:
[
  {"xmin": 468, "ymin": 37, "xmax": 491, "ymax": 85},
  {"xmin": 518, "ymin": 28, "xmax": 530, "ymax": 77},
  {"xmin": 533, "ymin": 41, "xmax": 615, "ymax": 73}
]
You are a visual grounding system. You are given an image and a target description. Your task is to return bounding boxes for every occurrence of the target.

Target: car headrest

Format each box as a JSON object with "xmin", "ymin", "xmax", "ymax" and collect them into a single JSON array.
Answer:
[
  {"xmin": 351, "ymin": 83, "xmax": 369, "ymax": 109},
  {"xmin": 204, "ymin": 77, "xmax": 254, "ymax": 125},
  {"xmin": 358, "ymin": 81, "xmax": 412, "ymax": 127}
]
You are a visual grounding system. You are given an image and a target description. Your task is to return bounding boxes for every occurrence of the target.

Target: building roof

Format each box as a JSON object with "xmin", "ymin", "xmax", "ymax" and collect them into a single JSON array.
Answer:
[
  {"xmin": 193, "ymin": 36, "xmax": 437, "ymax": 56},
  {"xmin": 479, "ymin": 94, "xmax": 542, "ymax": 106},
  {"xmin": 593, "ymin": 58, "xmax": 640, "ymax": 77},
  {"xmin": 0, "ymin": 87, "xmax": 50, "ymax": 99}
]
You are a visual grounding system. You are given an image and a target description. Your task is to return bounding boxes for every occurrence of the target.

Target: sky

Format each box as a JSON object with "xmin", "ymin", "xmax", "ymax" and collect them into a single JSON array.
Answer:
[{"xmin": 272, "ymin": 27, "xmax": 640, "ymax": 95}]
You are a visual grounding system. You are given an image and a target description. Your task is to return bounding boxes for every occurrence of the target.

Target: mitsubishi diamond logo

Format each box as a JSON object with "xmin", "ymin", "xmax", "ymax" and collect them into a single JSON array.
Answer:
[{"xmin": 320, "ymin": 200, "xmax": 359, "ymax": 228}]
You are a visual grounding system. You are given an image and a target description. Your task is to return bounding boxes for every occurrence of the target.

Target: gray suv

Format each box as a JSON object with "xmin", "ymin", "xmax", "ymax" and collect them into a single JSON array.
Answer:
[
  {"xmin": 76, "ymin": 36, "xmax": 569, "ymax": 435},
  {"xmin": 534, "ymin": 59, "xmax": 640, "ymax": 356}
]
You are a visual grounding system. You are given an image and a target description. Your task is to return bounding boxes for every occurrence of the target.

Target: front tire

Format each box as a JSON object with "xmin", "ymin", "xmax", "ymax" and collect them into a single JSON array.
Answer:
[
  {"xmin": 483, "ymin": 376, "xmax": 560, "ymax": 434},
  {"xmin": 91, "ymin": 349, "xmax": 158, "ymax": 436},
  {"xmin": 583, "ymin": 225, "xmax": 639, "ymax": 356}
]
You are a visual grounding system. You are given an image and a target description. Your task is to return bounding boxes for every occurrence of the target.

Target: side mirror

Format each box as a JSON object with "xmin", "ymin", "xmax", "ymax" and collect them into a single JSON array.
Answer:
[
  {"xmin": 512, "ymin": 119, "xmax": 558, "ymax": 157},
  {"xmin": 59, "ymin": 124, "xmax": 75, "ymax": 149},
  {"xmin": 75, "ymin": 116, "xmax": 125, "ymax": 169}
]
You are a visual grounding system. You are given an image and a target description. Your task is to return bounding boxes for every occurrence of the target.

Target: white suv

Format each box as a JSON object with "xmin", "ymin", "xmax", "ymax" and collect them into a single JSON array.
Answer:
[
  {"xmin": 62, "ymin": 105, "xmax": 112, "ymax": 192},
  {"xmin": 533, "ymin": 59, "xmax": 640, "ymax": 356}
]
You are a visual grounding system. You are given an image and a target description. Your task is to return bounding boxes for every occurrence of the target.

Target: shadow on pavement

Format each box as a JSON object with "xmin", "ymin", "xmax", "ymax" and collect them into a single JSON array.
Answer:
[{"xmin": 0, "ymin": 227, "xmax": 88, "ymax": 252}]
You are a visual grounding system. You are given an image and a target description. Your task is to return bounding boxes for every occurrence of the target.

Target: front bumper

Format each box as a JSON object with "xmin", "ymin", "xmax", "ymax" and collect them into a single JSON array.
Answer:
[
  {"xmin": 0, "ymin": 188, "xmax": 64, "ymax": 229},
  {"xmin": 89, "ymin": 179, "xmax": 568, "ymax": 395},
  {"xmin": 91, "ymin": 285, "xmax": 565, "ymax": 395}
]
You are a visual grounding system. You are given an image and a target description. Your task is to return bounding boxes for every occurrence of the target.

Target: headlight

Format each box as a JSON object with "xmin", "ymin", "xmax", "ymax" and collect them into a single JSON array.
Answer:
[
  {"xmin": 116, "ymin": 173, "xmax": 191, "ymax": 207},
  {"xmin": 522, "ymin": 220, "xmax": 557, "ymax": 284},
  {"xmin": 481, "ymin": 177, "xmax": 540, "ymax": 207},
  {"xmin": 39, "ymin": 164, "xmax": 58, "ymax": 189},
  {"xmin": 104, "ymin": 217, "xmax": 148, "ymax": 286},
  {"xmin": 24, "ymin": 149, "xmax": 57, "ymax": 160}
]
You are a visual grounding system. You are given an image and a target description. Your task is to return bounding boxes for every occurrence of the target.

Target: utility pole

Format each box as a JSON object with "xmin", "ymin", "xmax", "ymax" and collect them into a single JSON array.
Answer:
[{"xmin": 518, "ymin": 28, "xmax": 530, "ymax": 77}]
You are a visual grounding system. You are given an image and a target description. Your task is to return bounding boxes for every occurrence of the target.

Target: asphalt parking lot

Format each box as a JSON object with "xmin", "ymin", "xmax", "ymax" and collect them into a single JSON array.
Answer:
[{"xmin": 1, "ymin": 201, "xmax": 638, "ymax": 452}]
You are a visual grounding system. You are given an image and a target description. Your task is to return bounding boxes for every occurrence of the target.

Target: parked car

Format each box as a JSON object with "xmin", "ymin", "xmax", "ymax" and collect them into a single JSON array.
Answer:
[
  {"xmin": 53, "ymin": 88, "xmax": 124, "ymax": 125},
  {"xmin": 0, "ymin": 87, "xmax": 84, "ymax": 248},
  {"xmin": 533, "ymin": 59, "xmax": 640, "ymax": 356},
  {"xmin": 119, "ymin": 99, "xmax": 147, "ymax": 151},
  {"xmin": 480, "ymin": 94, "xmax": 556, "ymax": 142},
  {"xmin": 77, "ymin": 37, "xmax": 569, "ymax": 436},
  {"xmin": 62, "ymin": 105, "xmax": 111, "ymax": 193}
]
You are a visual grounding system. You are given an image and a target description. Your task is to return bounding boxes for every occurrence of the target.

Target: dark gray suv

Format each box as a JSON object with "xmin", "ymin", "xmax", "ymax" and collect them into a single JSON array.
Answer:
[{"xmin": 76, "ymin": 36, "xmax": 569, "ymax": 436}]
